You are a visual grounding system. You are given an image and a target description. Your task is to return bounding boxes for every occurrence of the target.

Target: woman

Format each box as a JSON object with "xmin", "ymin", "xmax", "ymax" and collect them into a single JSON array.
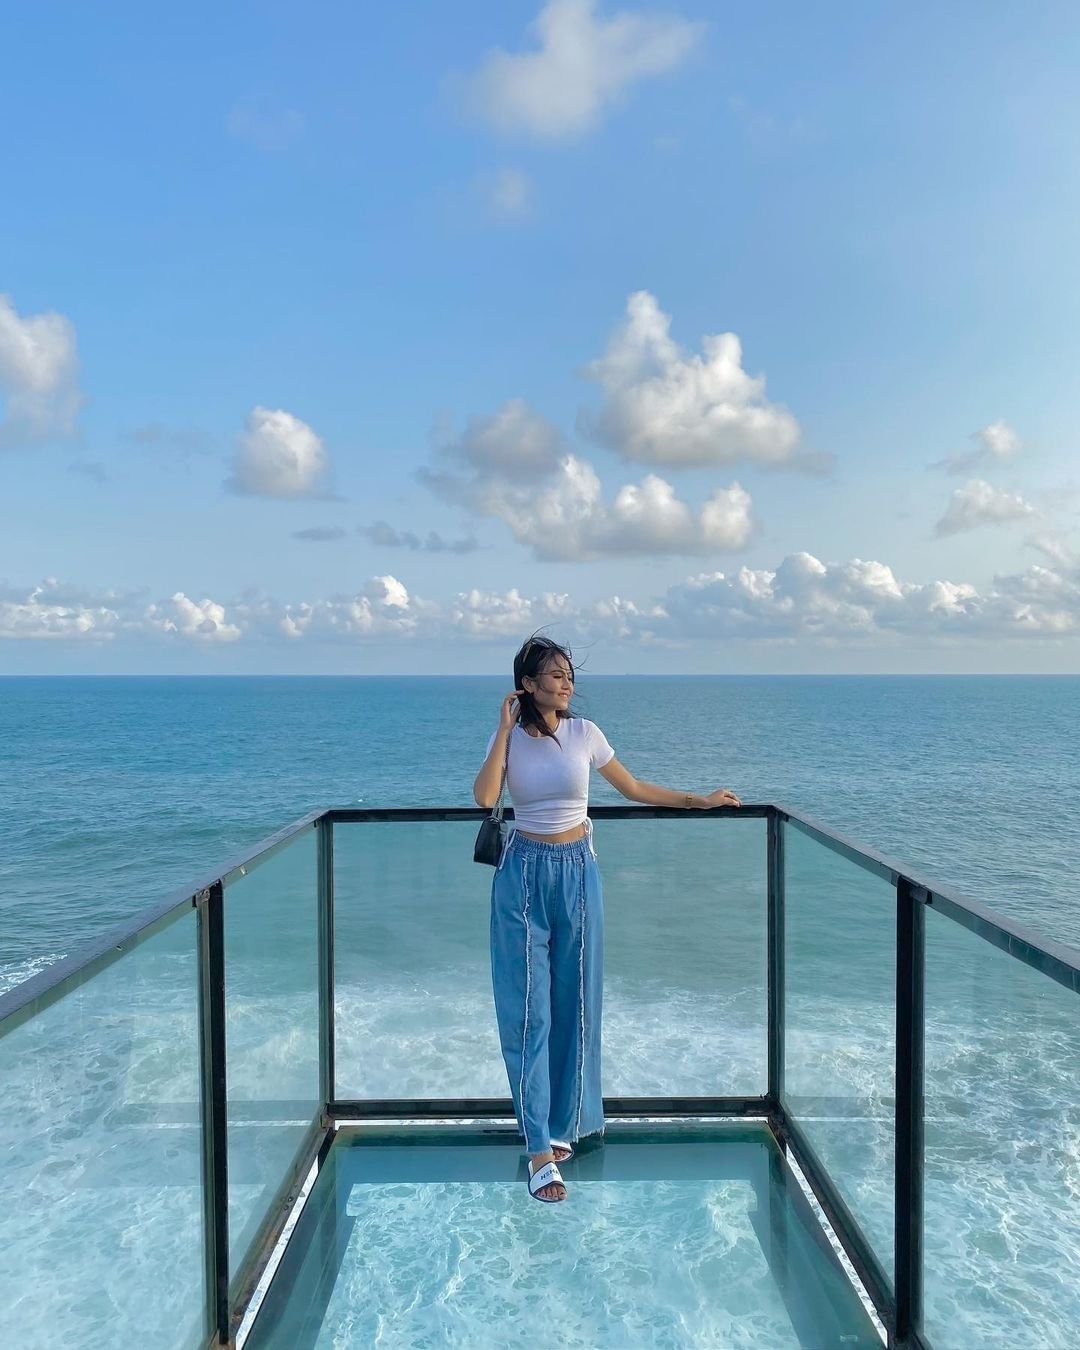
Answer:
[{"xmin": 473, "ymin": 635, "xmax": 742, "ymax": 1204}]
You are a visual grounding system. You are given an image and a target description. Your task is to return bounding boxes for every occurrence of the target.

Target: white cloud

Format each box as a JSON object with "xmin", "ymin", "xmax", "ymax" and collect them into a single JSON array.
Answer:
[
  {"xmin": 275, "ymin": 576, "xmax": 435, "ymax": 641},
  {"xmin": 0, "ymin": 578, "xmax": 124, "ymax": 640},
  {"xmin": 472, "ymin": 454, "xmax": 754, "ymax": 560},
  {"xmin": 977, "ymin": 419, "xmax": 1022, "ymax": 459},
  {"xmin": 0, "ymin": 294, "xmax": 81, "ymax": 447},
  {"xmin": 934, "ymin": 419, "xmax": 1024, "ymax": 474},
  {"xmin": 580, "ymin": 291, "xmax": 820, "ymax": 470},
  {"xmin": 451, "ymin": 586, "xmax": 577, "ymax": 637},
  {"xmin": 987, "ymin": 564, "xmax": 1078, "ymax": 635},
  {"xmin": 423, "ymin": 394, "xmax": 756, "ymax": 560},
  {"xmin": 227, "ymin": 406, "xmax": 330, "ymax": 498},
  {"xmin": 935, "ymin": 478, "xmax": 1037, "ymax": 537},
  {"xmin": 460, "ymin": 0, "xmax": 703, "ymax": 140},
  {"xmin": 655, "ymin": 554, "xmax": 983, "ymax": 642},
  {"xmin": 644, "ymin": 550, "xmax": 1080, "ymax": 644},
  {"xmin": 144, "ymin": 593, "xmax": 242, "ymax": 642}
]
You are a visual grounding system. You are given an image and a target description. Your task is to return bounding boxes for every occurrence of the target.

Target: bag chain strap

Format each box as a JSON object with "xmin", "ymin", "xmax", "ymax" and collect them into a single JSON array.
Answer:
[{"xmin": 490, "ymin": 723, "xmax": 512, "ymax": 823}]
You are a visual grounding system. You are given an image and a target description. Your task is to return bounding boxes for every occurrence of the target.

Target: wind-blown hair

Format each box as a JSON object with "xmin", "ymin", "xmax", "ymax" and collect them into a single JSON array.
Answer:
[{"xmin": 512, "ymin": 633, "xmax": 580, "ymax": 744}]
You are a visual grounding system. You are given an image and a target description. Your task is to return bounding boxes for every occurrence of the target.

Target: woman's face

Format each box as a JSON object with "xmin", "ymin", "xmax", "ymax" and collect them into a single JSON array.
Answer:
[{"xmin": 526, "ymin": 654, "xmax": 574, "ymax": 712}]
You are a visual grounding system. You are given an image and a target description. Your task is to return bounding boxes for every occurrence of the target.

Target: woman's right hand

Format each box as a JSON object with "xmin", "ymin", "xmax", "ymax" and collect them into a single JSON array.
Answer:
[{"xmin": 499, "ymin": 690, "xmax": 524, "ymax": 733}]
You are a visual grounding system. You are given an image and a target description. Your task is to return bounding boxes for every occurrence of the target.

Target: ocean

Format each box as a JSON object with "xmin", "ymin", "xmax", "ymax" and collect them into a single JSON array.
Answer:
[
  {"xmin": 1, "ymin": 674, "xmax": 1078, "ymax": 1348},
  {"xmin": 2, "ymin": 674, "xmax": 1078, "ymax": 985}
]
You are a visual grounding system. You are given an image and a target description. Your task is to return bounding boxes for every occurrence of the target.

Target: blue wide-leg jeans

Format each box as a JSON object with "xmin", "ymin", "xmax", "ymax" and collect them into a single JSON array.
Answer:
[{"xmin": 489, "ymin": 822, "xmax": 605, "ymax": 1155}]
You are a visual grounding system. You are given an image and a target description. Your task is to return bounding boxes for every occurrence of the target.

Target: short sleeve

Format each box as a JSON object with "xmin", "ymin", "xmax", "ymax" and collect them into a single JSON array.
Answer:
[
  {"xmin": 585, "ymin": 720, "xmax": 615, "ymax": 768},
  {"xmin": 485, "ymin": 730, "xmax": 497, "ymax": 757}
]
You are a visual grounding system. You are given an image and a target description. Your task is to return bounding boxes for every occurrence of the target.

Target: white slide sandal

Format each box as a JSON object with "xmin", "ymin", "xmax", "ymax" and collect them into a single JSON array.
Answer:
[
  {"xmin": 550, "ymin": 1139, "xmax": 574, "ymax": 1161},
  {"xmin": 528, "ymin": 1158, "xmax": 567, "ymax": 1203}
]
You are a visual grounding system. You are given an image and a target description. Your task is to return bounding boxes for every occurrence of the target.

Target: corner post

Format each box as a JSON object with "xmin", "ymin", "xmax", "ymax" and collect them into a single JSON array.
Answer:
[
  {"xmin": 767, "ymin": 809, "xmax": 786, "ymax": 1118},
  {"xmin": 318, "ymin": 815, "xmax": 335, "ymax": 1115},
  {"xmin": 197, "ymin": 880, "xmax": 231, "ymax": 1346},
  {"xmin": 895, "ymin": 876, "xmax": 926, "ymax": 1346}
]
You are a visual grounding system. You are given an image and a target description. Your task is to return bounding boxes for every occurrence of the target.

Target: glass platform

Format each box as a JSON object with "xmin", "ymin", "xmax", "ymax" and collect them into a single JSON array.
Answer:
[
  {"xmin": 244, "ymin": 1122, "xmax": 881, "ymax": 1350},
  {"xmin": 2, "ymin": 803, "xmax": 1078, "ymax": 1350}
]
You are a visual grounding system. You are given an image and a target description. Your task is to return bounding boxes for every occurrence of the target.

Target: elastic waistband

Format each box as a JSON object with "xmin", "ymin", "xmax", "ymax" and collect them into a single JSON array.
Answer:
[{"xmin": 498, "ymin": 818, "xmax": 596, "ymax": 868}]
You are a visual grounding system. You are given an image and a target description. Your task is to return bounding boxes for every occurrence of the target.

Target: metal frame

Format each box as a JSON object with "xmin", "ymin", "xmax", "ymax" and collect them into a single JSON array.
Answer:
[
  {"xmin": 196, "ymin": 882, "xmax": 230, "ymax": 1347},
  {"xmin": 328, "ymin": 1095, "xmax": 768, "ymax": 1120},
  {"xmin": 767, "ymin": 810, "xmax": 785, "ymax": 1115},
  {"xmin": 895, "ymin": 877, "xmax": 926, "ymax": 1347},
  {"xmin": 3, "ymin": 802, "xmax": 1078, "ymax": 1350},
  {"xmin": 317, "ymin": 816, "xmax": 335, "ymax": 1112}
]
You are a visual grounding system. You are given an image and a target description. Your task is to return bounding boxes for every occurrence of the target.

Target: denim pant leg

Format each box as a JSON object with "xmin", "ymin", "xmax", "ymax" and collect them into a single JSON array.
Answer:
[
  {"xmin": 548, "ymin": 847, "xmax": 605, "ymax": 1144},
  {"xmin": 490, "ymin": 848, "xmax": 552, "ymax": 1154}
]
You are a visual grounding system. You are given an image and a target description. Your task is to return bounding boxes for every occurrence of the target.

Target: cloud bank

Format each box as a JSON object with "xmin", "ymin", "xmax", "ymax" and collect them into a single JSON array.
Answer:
[{"xmin": 5, "ymin": 550, "xmax": 1079, "ymax": 645}]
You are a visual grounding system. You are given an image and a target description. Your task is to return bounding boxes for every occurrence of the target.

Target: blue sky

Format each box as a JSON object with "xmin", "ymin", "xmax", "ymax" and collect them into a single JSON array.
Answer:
[{"xmin": 2, "ymin": 0, "xmax": 1079, "ymax": 673}]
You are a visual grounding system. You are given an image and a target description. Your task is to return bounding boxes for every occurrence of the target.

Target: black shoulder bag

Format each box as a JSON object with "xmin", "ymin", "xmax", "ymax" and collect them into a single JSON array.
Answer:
[{"xmin": 474, "ymin": 727, "xmax": 511, "ymax": 866}]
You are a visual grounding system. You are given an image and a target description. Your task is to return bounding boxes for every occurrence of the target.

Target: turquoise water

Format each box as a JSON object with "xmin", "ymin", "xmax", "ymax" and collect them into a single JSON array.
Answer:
[
  {"xmin": 1, "ymin": 674, "xmax": 1078, "ymax": 1348},
  {"xmin": 245, "ymin": 1124, "xmax": 882, "ymax": 1350}
]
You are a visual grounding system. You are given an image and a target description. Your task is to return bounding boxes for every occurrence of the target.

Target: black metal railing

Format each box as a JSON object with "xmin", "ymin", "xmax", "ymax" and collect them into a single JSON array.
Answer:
[{"xmin": 1, "ymin": 802, "xmax": 1078, "ymax": 1350}]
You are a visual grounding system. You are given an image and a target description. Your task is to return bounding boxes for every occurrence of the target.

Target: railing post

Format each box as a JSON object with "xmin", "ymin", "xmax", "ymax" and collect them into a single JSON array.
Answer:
[
  {"xmin": 895, "ymin": 877, "xmax": 926, "ymax": 1347},
  {"xmin": 767, "ymin": 810, "xmax": 785, "ymax": 1115},
  {"xmin": 318, "ymin": 816, "xmax": 335, "ymax": 1114},
  {"xmin": 197, "ymin": 880, "xmax": 231, "ymax": 1347}
]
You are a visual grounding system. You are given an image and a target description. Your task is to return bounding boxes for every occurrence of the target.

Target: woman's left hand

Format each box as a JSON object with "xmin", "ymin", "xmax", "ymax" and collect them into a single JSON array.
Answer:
[{"xmin": 705, "ymin": 788, "xmax": 742, "ymax": 808}]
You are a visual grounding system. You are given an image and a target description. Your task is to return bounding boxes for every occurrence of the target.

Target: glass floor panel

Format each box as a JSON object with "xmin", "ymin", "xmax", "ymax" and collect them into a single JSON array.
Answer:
[{"xmin": 246, "ymin": 1121, "xmax": 881, "ymax": 1350}]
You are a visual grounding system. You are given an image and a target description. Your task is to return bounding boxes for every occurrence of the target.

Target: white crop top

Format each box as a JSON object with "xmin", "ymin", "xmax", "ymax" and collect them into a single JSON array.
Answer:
[{"xmin": 484, "ymin": 717, "xmax": 615, "ymax": 835}]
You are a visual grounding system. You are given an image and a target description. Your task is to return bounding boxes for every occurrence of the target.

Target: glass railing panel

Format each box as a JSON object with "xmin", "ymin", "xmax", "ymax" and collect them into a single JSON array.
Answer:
[
  {"xmin": 0, "ymin": 911, "xmax": 205, "ymax": 1348},
  {"xmin": 334, "ymin": 816, "xmax": 765, "ymax": 1102},
  {"xmin": 783, "ymin": 820, "xmax": 896, "ymax": 1282},
  {"xmin": 224, "ymin": 825, "xmax": 320, "ymax": 1273},
  {"xmin": 597, "ymin": 815, "xmax": 766, "ymax": 1097},
  {"xmin": 923, "ymin": 907, "xmax": 1080, "ymax": 1348},
  {"xmin": 334, "ymin": 820, "xmax": 502, "ymax": 1100}
]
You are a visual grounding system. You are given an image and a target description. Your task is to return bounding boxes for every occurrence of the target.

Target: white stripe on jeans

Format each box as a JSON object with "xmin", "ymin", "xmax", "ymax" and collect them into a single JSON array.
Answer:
[{"xmin": 519, "ymin": 858, "xmax": 532, "ymax": 1145}]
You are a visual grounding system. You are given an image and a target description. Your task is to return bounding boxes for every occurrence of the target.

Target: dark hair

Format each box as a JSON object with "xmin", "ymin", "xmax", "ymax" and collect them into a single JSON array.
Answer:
[{"xmin": 512, "ymin": 632, "xmax": 580, "ymax": 744}]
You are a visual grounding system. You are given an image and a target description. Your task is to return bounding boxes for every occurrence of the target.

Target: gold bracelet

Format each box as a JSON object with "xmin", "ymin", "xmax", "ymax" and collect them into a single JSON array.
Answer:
[{"xmin": 684, "ymin": 792, "xmax": 693, "ymax": 809}]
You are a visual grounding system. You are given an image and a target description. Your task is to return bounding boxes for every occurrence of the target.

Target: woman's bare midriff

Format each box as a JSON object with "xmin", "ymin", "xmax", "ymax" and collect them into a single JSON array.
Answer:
[{"xmin": 516, "ymin": 823, "xmax": 588, "ymax": 844}]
